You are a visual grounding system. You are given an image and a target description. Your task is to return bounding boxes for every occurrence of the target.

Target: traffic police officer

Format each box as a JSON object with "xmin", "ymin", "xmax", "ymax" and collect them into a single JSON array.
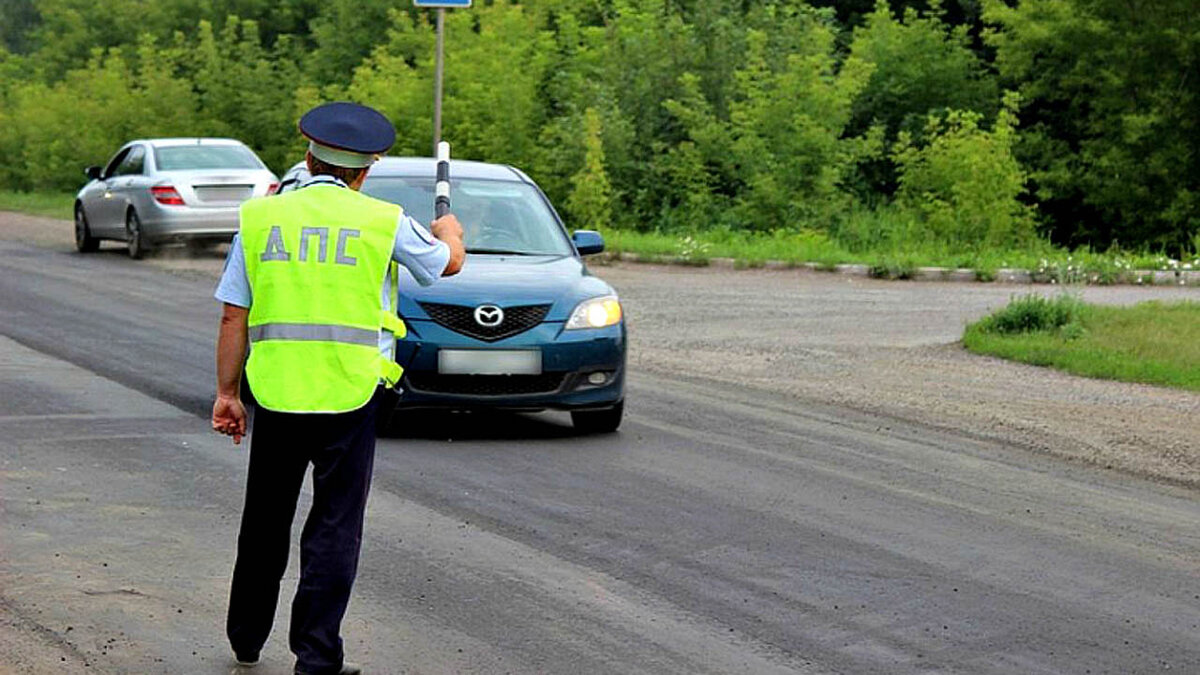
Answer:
[{"xmin": 211, "ymin": 101, "xmax": 465, "ymax": 675}]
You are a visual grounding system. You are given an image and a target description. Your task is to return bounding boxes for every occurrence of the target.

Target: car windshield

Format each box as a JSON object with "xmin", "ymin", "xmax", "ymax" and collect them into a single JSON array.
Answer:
[
  {"xmin": 362, "ymin": 177, "xmax": 573, "ymax": 256},
  {"xmin": 154, "ymin": 145, "xmax": 264, "ymax": 171}
]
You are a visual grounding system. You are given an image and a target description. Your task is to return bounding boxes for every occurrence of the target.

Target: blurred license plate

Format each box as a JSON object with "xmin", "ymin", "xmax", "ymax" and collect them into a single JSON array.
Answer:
[
  {"xmin": 438, "ymin": 349, "xmax": 541, "ymax": 375},
  {"xmin": 194, "ymin": 186, "xmax": 253, "ymax": 203}
]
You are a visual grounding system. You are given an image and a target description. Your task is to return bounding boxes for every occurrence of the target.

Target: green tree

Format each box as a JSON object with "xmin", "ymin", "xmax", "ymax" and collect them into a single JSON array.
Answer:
[
  {"xmin": 0, "ymin": 0, "xmax": 39, "ymax": 53},
  {"xmin": 984, "ymin": 0, "xmax": 1199, "ymax": 250},
  {"xmin": 566, "ymin": 108, "xmax": 614, "ymax": 229},
  {"xmin": 846, "ymin": 0, "xmax": 997, "ymax": 198},
  {"xmin": 351, "ymin": 1, "xmax": 552, "ymax": 167},
  {"xmin": 893, "ymin": 92, "xmax": 1035, "ymax": 248},
  {"xmin": 346, "ymin": 10, "xmax": 437, "ymax": 157},
  {"xmin": 307, "ymin": 0, "xmax": 397, "ymax": 87},
  {"xmin": 8, "ymin": 49, "xmax": 140, "ymax": 190},
  {"xmin": 129, "ymin": 34, "xmax": 199, "ymax": 139},
  {"xmin": 664, "ymin": 9, "xmax": 877, "ymax": 232},
  {"xmin": 659, "ymin": 73, "xmax": 727, "ymax": 229},
  {"xmin": 191, "ymin": 18, "xmax": 305, "ymax": 172},
  {"xmin": 531, "ymin": 9, "xmax": 635, "ymax": 224},
  {"xmin": 600, "ymin": 0, "xmax": 702, "ymax": 226},
  {"xmin": 21, "ymin": 0, "xmax": 174, "ymax": 80}
]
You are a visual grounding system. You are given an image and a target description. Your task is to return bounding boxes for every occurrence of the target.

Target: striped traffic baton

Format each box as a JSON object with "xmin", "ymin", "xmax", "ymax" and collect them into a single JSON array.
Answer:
[{"xmin": 435, "ymin": 141, "xmax": 451, "ymax": 218}]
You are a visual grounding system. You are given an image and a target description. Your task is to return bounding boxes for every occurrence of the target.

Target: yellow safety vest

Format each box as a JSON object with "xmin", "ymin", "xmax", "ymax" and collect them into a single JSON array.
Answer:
[{"xmin": 240, "ymin": 184, "xmax": 406, "ymax": 413}]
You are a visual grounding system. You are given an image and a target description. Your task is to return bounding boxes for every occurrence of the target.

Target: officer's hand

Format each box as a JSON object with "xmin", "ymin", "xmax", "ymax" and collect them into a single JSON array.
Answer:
[
  {"xmin": 431, "ymin": 214, "xmax": 464, "ymax": 242},
  {"xmin": 212, "ymin": 395, "xmax": 247, "ymax": 446},
  {"xmin": 431, "ymin": 214, "xmax": 466, "ymax": 276}
]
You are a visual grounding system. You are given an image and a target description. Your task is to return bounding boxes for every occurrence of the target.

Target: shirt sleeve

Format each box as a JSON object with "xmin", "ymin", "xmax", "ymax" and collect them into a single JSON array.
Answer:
[
  {"xmin": 214, "ymin": 234, "xmax": 252, "ymax": 308},
  {"xmin": 393, "ymin": 214, "xmax": 450, "ymax": 287}
]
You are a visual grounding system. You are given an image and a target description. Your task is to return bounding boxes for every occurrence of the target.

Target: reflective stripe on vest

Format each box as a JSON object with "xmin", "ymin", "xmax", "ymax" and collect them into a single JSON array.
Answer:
[
  {"xmin": 248, "ymin": 323, "xmax": 379, "ymax": 347},
  {"xmin": 240, "ymin": 184, "xmax": 404, "ymax": 413}
]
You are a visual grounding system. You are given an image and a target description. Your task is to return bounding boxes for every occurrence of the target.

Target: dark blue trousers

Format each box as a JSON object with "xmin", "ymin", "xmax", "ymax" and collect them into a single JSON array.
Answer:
[{"xmin": 227, "ymin": 389, "xmax": 382, "ymax": 675}]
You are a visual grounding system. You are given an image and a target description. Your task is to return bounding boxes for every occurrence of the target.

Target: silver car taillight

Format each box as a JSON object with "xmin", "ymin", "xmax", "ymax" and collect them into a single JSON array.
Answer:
[{"xmin": 151, "ymin": 185, "xmax": 184, "ymax": 206}]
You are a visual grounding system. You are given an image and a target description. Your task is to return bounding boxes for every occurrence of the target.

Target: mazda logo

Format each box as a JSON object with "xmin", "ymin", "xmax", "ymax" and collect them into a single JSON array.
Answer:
[{"xmin": 474, "ymin": 304, "xmax": 504, "ymax": 327}]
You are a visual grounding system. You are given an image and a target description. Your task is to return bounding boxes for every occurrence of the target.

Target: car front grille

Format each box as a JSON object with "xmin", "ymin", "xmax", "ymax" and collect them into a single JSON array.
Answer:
[
  {"xmin": 419, "ymin": 302, "xmax": 551, "ymax": 341},
  {"xmin": 405, "ymin": 372, "xmax": 566, "ymax": 396}
]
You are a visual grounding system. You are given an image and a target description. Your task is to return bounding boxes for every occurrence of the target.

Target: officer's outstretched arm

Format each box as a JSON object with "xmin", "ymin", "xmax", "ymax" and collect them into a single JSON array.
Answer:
[{"xmin": 213, "ymin": 303, "xmax": 249, "ymax": 445}]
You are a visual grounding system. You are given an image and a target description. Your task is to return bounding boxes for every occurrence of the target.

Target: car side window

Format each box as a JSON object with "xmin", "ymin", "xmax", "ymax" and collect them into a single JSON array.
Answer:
[
  {"xmin": 115, "ymin": 146, "xmax": 145, "ymax": 176},
  {"xmin": 103, "ymin": 148, "xmax": 130, "ymax": 179}
]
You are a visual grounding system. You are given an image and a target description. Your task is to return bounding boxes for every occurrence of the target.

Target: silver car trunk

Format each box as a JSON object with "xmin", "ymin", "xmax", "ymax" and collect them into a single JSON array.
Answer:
[{"xmin": 161, "ymin": 170, "xmax": 274, "ymax": 207}]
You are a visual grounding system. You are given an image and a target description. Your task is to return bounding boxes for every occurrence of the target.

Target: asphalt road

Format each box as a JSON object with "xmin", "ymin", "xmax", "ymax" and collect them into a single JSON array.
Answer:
[{"xmin": 1, "ymin": 233, "xmax": 1199, "ymax": 674}]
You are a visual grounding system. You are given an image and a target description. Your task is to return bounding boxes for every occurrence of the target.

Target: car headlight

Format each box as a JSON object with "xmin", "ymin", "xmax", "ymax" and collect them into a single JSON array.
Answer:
[{"xmin": 565, "ymin": 295, "xmax": 622, "ymax": 330}]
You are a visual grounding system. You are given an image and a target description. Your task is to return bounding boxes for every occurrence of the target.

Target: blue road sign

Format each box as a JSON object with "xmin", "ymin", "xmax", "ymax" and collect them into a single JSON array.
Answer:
[{"xmin": 414, "ymin": 0, "xmax": 471, "ymax": 6}]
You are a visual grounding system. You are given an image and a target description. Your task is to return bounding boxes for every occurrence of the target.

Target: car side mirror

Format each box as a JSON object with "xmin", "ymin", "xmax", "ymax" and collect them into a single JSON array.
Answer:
[
  {"xmin": 84, "ymin": 166, "xmax": 102, "ymax": 180},
  {"xmin": 573, "ymin": 230, "xmax": 605, "ymax": 256}
]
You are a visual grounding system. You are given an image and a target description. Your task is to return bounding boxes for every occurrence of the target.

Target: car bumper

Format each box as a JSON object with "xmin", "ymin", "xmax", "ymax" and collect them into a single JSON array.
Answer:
[
  {"xmin": 393, "ymin": 320, "xmax": 626, "ymax": 411},
  {"xmin": 139, "ymin": 203, "xmax": 240, "ymax": 243}
]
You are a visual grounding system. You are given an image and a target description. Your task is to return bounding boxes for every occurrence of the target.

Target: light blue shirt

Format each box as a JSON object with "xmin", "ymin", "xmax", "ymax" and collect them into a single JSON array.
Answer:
[{"xmin": 215, "ymin": 174, "xmax": 450, "ymax": 355}]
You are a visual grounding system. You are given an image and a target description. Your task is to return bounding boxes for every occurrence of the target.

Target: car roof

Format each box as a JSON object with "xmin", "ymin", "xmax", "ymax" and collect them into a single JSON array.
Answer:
[
  {"xmin": 132, "ymin": 138, "xmax": 248, "ymax": 148},
  {"xmin": 284, "ymin": 157, "xmax": 533, "ymax": 183},
  {"xmin": 369, "ymin": 157, "xmax": 529, "ymax": 182}
]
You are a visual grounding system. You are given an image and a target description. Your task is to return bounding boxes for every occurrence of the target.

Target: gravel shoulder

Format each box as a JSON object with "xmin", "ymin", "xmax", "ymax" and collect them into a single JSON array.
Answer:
[
  {"xmin": 4, "ymin": 211, "xmax": 1198, "ymax": 487},
  {"xmin": 598, "ymin": 261, "xmax": 1200, "ymax": 487}
]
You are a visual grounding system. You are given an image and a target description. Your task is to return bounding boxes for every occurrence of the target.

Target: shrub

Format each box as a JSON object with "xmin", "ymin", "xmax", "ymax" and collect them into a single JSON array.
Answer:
[
  {"xmin": 845, "ymin": 0, "xmax": 998, "ymax": 199},
  {"xmin": 893, "ymin": 92, "xmax": 1035, "ymax": 249},
  {"xmin": 973, "ymin": 293, "xmax": 1084, "ymax": 335}
]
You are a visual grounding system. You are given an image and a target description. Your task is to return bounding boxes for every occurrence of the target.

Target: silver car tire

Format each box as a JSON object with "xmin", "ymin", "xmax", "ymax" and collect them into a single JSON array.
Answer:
[
  {"xmin": 74, "ymin": 204, "xmax": 99, "ymax": 253},
  {"xmin": 126, "ymin": 209, "xmax": 148, "ymax": 260}
]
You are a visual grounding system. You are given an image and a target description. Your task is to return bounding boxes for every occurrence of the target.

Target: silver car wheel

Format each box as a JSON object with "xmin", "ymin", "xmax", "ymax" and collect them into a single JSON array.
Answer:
[
  {"xmin": 74, "ymin": 205, "xmax": 99, "ymax": 253},
  {"xmin": 126, "ymin": 210, "xmax": 147, "ymax": 260}
]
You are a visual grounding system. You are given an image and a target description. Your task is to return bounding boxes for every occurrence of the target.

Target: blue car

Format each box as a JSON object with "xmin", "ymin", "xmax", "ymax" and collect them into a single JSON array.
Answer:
[{"xmin": 277, "ymin": 158, "xmax": 626, "ymax": 433}]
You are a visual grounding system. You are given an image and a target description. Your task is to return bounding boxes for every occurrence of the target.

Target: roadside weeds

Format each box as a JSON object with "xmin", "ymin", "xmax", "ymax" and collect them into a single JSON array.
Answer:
[{"xmin": 592, "ymin": 251, "xmax": 1200, "ymax": 288}]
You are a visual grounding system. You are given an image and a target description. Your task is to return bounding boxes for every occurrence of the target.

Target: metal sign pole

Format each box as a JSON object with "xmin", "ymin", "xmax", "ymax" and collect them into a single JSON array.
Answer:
[
  {"xmin": 433, "ymin": 7, "xmax": 445, "ymax": 157},
  {"xmin": 415, "ymin": 0, "xmax": 468, "ymax": 155}
]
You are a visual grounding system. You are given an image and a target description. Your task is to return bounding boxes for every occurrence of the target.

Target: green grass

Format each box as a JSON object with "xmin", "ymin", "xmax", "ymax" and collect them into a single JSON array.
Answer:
[
  {"xmin": 601, "ymin": 228, "xmax": 858, "ymax": 268},
  {"xmin": 964, "ymin": 297, "xmax": 1200, "ymax": 391},
  {"xmin": 0, "ymin": 190, "xmax": 75, "ymax": 220},
  {"xmin": 597, "ymin": 226, "xmax": 1199, "ymax": 281}
]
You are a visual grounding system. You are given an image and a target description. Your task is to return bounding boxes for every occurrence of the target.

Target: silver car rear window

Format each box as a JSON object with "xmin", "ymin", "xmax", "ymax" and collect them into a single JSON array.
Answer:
[{"xmin": 154, "ymin": 145, "xmax": 264, "ymax": 171}]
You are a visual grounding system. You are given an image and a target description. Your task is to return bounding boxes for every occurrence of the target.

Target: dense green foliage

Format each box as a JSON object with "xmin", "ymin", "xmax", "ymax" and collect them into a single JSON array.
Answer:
[
  {"xmin": 965, "ymin": 299, "xmax": 1200, "ymax": 392},
  {"xmin": 984, "ymin": 0, "xmax": 1199, "ymax": 251},
  {"xmin": 0, "ymin": 0, "xmax": 1195, "ymax": 254}
]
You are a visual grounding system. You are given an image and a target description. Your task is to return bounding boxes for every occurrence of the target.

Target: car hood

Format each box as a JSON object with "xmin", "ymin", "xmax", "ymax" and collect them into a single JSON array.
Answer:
[{"xmin": 398, "ymin": 254, "xmax": 615, "ymax": 322}]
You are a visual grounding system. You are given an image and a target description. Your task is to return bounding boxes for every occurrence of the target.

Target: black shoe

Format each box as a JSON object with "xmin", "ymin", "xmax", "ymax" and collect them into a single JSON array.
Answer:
[
  {"xmin": 234, "ymin": 651, "xmax": 260, "ymax": 668},
  {"xmin": 295, "ymin": 661, "xmax": 361, "ymax": 675}
]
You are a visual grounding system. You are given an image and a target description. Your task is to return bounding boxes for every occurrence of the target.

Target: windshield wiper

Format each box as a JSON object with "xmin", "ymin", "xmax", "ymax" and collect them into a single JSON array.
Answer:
[{"xmin": 466, "ymin": 248, "xmax": 539, "ymax": 255}]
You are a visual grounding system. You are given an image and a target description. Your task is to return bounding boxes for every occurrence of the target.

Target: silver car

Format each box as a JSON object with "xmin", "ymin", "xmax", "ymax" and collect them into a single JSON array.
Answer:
[{"xmin": 74, "ymin": 138, "xmax": 278, "ymax": 258}]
